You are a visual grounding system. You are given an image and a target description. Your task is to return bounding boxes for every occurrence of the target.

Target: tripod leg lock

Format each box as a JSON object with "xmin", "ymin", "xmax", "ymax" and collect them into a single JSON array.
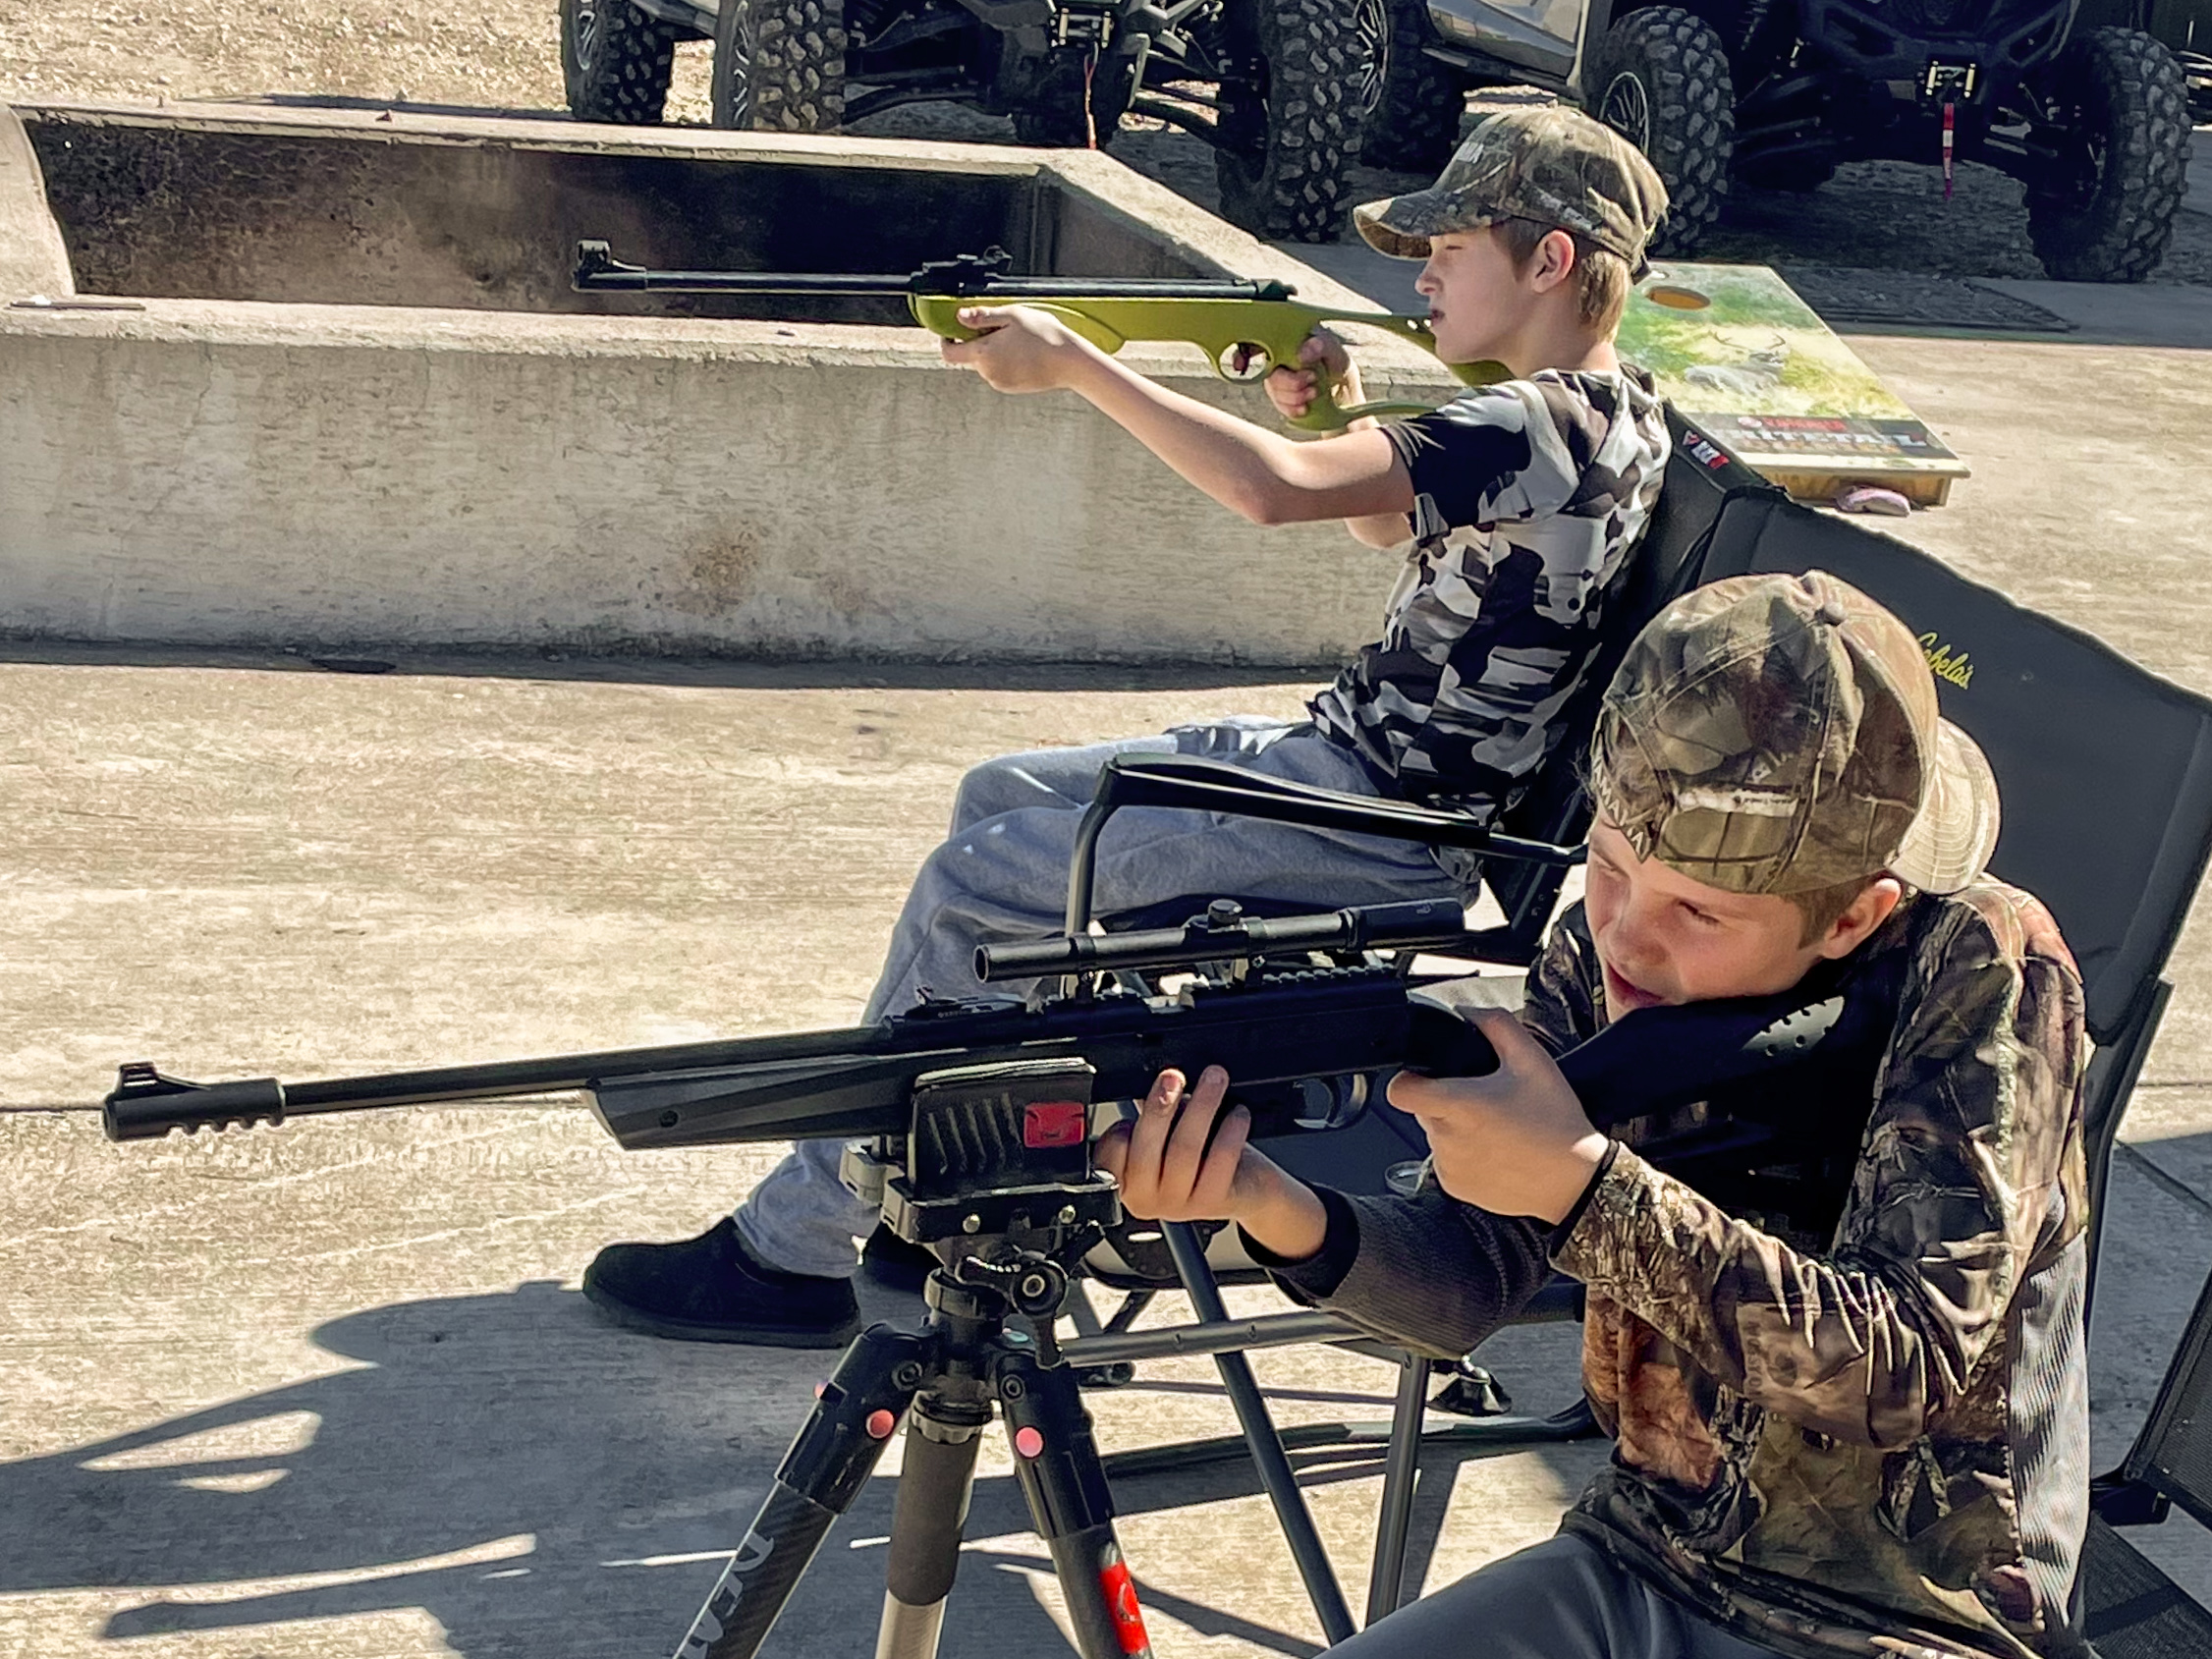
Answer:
[{"xmin": 779, "ymin": 1324, "xmax": 930, "ymax": 1513}]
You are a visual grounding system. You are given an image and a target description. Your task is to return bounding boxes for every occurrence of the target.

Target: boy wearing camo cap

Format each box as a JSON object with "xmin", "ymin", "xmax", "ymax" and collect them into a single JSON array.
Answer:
[
  {"xmin": 1106, "ymin": 571, "xmax": 2091, "ymax": 1659},
  {"xmin": 584, "ymin": 108, "xmax": 1690, "ymax": 1345}
]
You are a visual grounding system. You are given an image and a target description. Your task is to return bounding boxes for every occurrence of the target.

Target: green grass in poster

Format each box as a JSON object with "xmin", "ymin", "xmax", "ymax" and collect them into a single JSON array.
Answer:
[{"xmin": 1621, "ymin": 263, "xmax": 1921, "ymax": 423}]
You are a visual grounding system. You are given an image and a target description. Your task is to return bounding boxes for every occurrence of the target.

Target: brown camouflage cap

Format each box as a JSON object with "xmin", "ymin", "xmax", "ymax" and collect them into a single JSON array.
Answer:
[
  {"xmin": 1354, "ymin": 104, "xmax": 1669, "ymax": 271},
  {"xmin": 1588, "ymin": 571, "xmax": 2002, "ymax": 896}
]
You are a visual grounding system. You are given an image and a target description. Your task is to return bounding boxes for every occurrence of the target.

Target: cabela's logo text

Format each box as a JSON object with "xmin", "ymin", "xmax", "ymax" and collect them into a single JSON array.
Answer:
[{"xmin": 1920, "ymin": 632, "xmax": 1973, "ymax": 690}]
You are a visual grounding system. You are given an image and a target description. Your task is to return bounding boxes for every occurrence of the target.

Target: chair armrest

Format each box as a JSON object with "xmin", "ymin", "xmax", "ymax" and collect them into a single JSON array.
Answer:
[{"xmin": 1093, "ymin": 755, "xmax": 1584, "ymax": 866}]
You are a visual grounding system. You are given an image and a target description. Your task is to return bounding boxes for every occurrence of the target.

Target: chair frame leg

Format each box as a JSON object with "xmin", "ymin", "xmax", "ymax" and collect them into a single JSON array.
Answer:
[
  {"xmin": 1160, "ymin": 1219, "xmax": 1358, "ymax": 1646},
  {"xmin": 1366, "ymin": 1349, "xmax": 1430, "ymax": 1625}
]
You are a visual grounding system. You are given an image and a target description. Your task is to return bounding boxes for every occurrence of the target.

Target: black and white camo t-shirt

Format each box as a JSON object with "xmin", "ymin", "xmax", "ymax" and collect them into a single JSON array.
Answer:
[{"xmin": 1309, "ymin": 365, "xmax": 1670, "ymax": 842}]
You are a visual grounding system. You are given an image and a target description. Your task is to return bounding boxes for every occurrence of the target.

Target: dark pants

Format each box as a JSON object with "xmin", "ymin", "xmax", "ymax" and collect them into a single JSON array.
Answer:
[{"xmin": 1328, "ymin": 1536, "xmax": 1786, "ymax": 1659}]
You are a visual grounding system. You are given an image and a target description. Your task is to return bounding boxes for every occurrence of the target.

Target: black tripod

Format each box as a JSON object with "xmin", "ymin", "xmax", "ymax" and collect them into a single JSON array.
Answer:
[{"xmin": 672, "ymin": 1135, "xmax": 1153, "ymax": 1659}]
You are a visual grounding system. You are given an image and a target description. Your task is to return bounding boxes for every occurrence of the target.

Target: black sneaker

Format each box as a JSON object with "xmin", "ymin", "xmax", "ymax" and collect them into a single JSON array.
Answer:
[
  {"xmin": 581, "ymin": 1218, "xmax": 860, "ymax": 1348},
  {"xmin": 858, "ymin": 1225, "xmax": 940, "ymax": 1295}
]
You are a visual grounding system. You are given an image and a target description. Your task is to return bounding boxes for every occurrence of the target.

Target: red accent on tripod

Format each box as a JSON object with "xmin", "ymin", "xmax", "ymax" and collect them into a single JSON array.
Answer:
[{"xmin": 1099, "ymin": 1556, "xmax": 1152, "ymax": 1655}]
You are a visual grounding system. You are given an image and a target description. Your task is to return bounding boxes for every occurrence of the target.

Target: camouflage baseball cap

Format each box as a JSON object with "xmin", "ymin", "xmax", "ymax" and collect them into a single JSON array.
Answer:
[
  {"xmin": 1588, "ymin": 571, "xmax": 2002, "ymax": 897},
  {"xmin": 1354, "ymin": 104, "xmax": 1669, "ymax": 271}
]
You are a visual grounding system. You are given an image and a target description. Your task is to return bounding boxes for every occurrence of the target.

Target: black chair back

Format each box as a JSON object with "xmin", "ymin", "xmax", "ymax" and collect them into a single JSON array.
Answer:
[{"xmin": 1695, "ymin": 493, "xmax": 2212, "ymax": 1285}]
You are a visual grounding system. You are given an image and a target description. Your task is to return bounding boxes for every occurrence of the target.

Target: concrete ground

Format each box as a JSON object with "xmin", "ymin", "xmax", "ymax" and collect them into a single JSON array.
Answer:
[
  {"xmin": 6, "ymin": 292, "xmax": 2212, "ymax": 1659},
  {"xmin": 5, "ymin": 100, "xmax": 2212, "ymax": 1659}
]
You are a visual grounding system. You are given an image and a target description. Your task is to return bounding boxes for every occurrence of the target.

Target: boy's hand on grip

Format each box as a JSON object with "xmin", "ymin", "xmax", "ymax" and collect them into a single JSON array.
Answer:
[
  {"xmin": 1263, "ymin": 328, "xmax": 1353, "ymax": 423},
  {"xmin": 940, "ymin": 304, "xmax": 1087, "ymax": 393},
  {"xmin": 1387, "ymin": 1006, "xmax": 1609, "ymax": 1226}
]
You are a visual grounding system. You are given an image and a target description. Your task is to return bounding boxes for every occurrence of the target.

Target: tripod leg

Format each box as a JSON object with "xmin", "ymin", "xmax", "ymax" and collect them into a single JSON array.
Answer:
[
  {"xmin": 676, "ymin": 1325, "xmax": 925, "ymax": 1659},
  {"xmin": 1000, "ymin": 1349, "xmax": 1154, "ymax": 1659},
  {"xmin": 876, "ymin": 1404, "xmax": 987, "ymax": 1659}
]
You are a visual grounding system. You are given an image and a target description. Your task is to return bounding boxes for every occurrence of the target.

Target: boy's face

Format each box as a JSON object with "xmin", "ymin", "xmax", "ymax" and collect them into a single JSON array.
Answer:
[
  {"xmin": 1413, "ymin": 228, "xmax": 1542, "ymax": 364},
  {"xmin": 1583, "ymin": 818, "xmax": 1888, "ymax": 1023}
]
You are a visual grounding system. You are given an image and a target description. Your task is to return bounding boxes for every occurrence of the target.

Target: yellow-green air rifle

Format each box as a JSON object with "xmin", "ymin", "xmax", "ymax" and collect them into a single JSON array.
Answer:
[{"xmin": 572, "ymin": 240, "xmax": 1501, "ymax": 432}]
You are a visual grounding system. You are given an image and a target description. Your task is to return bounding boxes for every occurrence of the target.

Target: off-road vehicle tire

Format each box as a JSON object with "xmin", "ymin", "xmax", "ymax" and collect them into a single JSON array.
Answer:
[
  {"xmin": 562, "ymin": 0, "xmax": 678, "ymax": 124},
  {"xmin": 2024, "ymin": 28, "xmax": 2189, "ymax": 283},
  {"xmin": 1213, "ymin": 0, "xmax": 1362, "ymax": 242},
  {"xmin": 710, "ymin": 0, "xmax": 846, "ymax": 130},
  {"xmin": 1360, "ymin": 0, "xmax": 1465, "ymax": 172},
  {"xmin": 1584, "ymin": 7, "xmax": 1734, "ymax": 257}
]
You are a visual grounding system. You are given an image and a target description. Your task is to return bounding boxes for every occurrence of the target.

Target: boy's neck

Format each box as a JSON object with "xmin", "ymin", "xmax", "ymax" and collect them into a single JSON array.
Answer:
[
  {"xmin": 1489, "ymin": 302, "xmax": 1622, "ymax": 380},
  {"xmin": 1500, "ymin": 329, "xmax": 1620, "ymax": 382}
]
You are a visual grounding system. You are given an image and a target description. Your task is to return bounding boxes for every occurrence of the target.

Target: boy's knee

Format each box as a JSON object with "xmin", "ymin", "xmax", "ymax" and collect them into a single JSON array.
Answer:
[{"xmin": 948, "ymin": 754, "xmax": 1030, "ymax": 831}]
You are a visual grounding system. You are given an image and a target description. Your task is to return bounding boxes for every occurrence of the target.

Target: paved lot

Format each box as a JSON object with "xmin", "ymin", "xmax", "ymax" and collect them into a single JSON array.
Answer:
[
  {"xmin": 5, "ymin": 293, "xmax": 2212, "ymax": 1658},
  {"xmin": 5, "ymin": 33, "xmax": 2212, "ymax": 1659}
]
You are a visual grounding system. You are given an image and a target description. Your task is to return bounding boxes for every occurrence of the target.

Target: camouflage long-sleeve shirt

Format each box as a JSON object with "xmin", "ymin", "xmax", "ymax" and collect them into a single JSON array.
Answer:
[{"xmin": 1268, "ymin": 884, "xmax": 2091, "ymax": 1659}]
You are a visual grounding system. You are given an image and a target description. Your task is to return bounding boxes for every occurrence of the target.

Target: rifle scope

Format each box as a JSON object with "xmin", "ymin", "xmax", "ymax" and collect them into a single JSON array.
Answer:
[{"xmin": 976, "ymin": 898, "xmax": 1469, "ymax": 981}]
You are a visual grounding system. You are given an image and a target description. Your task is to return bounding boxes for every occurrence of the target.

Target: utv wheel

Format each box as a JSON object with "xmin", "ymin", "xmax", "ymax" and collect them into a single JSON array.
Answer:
[
  {"xmin": 1213, "ymin": 0, "xmax": 1362, "ymax": 242},
  {"xmin": 1584, "ymin": 6, "xmax": 1734, "ymax": 257},
  {"xmin": 1359, "ymin": 0, "xmax": 1465, "ymax": 172},
  {"xmin": 562, "ymin": 0, "xmax": 677, "ymax": 124},
  {"xmin": 711, "ymin": 0, "xmax": 846, "ymax": 130},
  {"xmin": 2025, "ymin": 27, "xmax": 2189, "ymax": 283}
]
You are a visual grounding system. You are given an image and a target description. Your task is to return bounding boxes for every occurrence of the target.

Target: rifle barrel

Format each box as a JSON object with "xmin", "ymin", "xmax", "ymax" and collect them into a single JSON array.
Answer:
[
  {"xmin": 571, "ymin": 239, "xmax": 1294, "ymax": 302},
  {"xmin": 102, "ymin": 1023, "xmax": 895, "ymax": 1141}
]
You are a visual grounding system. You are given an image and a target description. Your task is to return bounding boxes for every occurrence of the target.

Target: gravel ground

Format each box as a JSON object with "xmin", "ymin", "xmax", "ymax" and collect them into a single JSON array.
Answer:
[{"xmin": 2, "ymin": 0, "xmax": 2208, "ymax": 285}]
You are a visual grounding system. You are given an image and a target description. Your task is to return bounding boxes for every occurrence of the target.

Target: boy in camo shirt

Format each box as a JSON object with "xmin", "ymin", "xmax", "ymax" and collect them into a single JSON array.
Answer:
[
  {"xmin": 1105, "ymin": 571, "xmax": 2091, "ymax": 1659},
  {"xmin": 584, "ymin": 109, "xmax": 1681, "ymax": 1348}
]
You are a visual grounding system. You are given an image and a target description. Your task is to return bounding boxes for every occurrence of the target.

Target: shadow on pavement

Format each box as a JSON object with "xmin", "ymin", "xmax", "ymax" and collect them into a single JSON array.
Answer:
[
  {"xmin": 0, "ymin": 637, "xmax": 1327, "ymax": 693},
  {"xmin": 0, "ymin": 1282, "xmax": 1576, "ymax": 1658}
]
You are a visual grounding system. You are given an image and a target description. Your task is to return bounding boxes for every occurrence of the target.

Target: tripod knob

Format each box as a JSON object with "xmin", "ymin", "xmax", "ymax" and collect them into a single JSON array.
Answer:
[
  {"xmin": 1011, "ymin": 1260, "xmax": 1068, "ymax": 1317},
  {"xmin": 952, "ymin": 1251, "xmax": 1069, "ymax": 1317}
]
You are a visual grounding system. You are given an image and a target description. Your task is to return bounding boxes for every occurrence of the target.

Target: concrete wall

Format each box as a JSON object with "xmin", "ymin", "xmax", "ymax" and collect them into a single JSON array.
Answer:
[{"xmin": 0, "ymin": 103, "xmax": 1459, "ymax": 662}]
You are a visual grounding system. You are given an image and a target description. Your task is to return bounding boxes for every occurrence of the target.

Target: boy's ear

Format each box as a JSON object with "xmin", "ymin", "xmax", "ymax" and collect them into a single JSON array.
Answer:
[
  {"xmin": 1814, "ymin": 876, "xmax": 1905, "ymax": 961},
  {"xmin": 1530, "ymin": 229, "xmax": 1579, "ymax": 294}
]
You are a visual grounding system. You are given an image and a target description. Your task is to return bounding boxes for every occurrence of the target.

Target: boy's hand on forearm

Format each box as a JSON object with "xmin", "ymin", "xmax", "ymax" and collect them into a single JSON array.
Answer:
[
  {"xmin": 939, "ymin": 304, "xmax": 1092, "ymax": 393},
  {"xmin": 1386, "ymin": 1007, "xmax": 1609, "ymax": 1225},
  {"xmin": 1263, "ymin": 328, "xmax": 1356, "ymax": 423},
  {"xmin": 1094, "ymin": 1065, "xmax": 1327, "ymax": 1259}
]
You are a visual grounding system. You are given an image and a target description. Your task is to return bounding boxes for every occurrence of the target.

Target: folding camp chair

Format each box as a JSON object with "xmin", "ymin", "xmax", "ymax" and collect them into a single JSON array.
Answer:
[
  {"xmin": 1061, "ymin": 456, "xmax": 2212, "ymax": 1639},
  {"xmin": 2079, "ymin": 1259, "xmax": 2212, "ymax": 1657}
]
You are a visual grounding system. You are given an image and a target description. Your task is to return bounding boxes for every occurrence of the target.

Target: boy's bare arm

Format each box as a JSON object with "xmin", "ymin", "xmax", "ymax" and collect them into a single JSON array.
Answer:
[
  {"xmin": 941, "ymin": 305, "xmax": 1415, "ymax": 528},
  {"xmin": 1264, "ymin": 332, "xmax": 1415, "ymax": 550}
]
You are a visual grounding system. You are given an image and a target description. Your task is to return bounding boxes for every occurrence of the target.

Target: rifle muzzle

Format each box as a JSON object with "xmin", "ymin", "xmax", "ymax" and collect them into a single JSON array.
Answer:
[{"xmin": 103, "ymin": 1065, "xmax": 286, "ymax": 1140}]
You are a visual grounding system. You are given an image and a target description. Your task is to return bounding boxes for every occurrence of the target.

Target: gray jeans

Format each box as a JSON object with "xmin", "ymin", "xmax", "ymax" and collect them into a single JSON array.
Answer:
[
  {"xmin": 1331, "ymin": 1536, "xmax": 1784, "ymax": 1659},
  {"xmin": 733, "ymin": 716, "xmax": 1466, "ymax": 1279}
]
